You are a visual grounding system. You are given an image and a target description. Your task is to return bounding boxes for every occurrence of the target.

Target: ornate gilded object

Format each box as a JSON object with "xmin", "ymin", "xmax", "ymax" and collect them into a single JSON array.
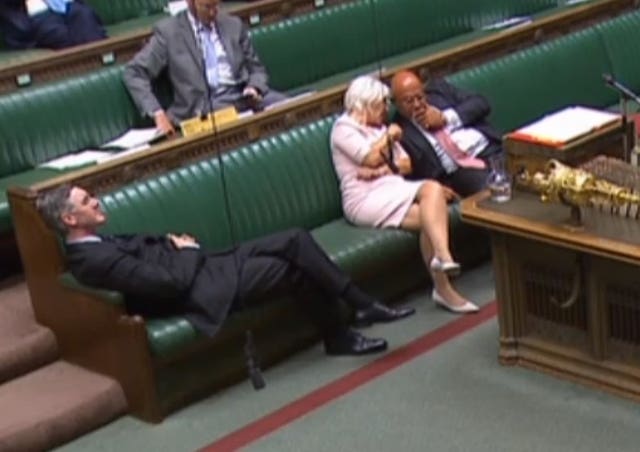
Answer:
[{"xmin": 518, "ymin": 159, "xmax": 640, "ymax": 227}]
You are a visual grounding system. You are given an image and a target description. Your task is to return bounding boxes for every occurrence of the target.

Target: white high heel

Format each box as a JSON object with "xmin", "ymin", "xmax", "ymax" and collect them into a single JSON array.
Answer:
[
  {"xmin": 429, "ymin": 257, "xmax": 461, "ymax": 277},
  {"xmin": 432, "ymin": 289, "xmax": 479, "ymax": 314}
]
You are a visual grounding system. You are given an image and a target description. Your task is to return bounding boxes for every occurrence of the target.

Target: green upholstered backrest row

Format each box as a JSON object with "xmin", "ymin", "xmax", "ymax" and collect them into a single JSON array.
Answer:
[
  {"xmin": 252, "ymin": 0, "xmax": 559, "ymax": 91},
  {"xmin": 85, "ymin": 0, "xmax": 167, "ymax": 25},
  {"xmin": 447, "ymin": 27, "xmax": 618, "ymax": 133},
  {"xmin": 99, "ymin": 117, "xmax": 340, "ymax": 249},
  {"xmin": 597, "ymin": 10, "xmax": 640, "ymax": 95},
  {"xmin": 0, "ymin": 65, "xmax": 142, "ymax": 178},
  {"xmin": 446, "ymin": 10, "xmax": 640, "ymax": 133}
]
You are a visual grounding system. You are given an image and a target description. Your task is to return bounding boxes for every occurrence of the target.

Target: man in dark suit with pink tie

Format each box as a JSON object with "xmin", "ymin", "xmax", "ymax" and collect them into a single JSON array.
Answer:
[{"xmin": 391, "ymin": 70, "xmax": 503, "ymax": 198}]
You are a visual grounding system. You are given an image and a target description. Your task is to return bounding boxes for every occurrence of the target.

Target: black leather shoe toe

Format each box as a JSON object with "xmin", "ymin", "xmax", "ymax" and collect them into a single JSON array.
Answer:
[
  {"xmin": 325, "ymin": 329, "xmax": 388, "ymax": 356},
  {"xmin": 354, "ymin": 302, "xmax": 416, "ymax": 327}
]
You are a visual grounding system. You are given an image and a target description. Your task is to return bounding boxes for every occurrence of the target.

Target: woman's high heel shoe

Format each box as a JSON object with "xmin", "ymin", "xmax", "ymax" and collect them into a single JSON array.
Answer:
[
  {"xmin": 432, "ymin": 289, "xmax": 479, "ymax": 314},
  {"xmin": 429, "ymin": 257, "xmax": 461, "ymax": 277}
]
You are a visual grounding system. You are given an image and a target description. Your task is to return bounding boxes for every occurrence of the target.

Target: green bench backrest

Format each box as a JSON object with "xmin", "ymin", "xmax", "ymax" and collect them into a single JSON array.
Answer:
[
  {"xmin": 448, "ymin": 27, "xmax": 617, "ymax": 133},
  {"xmin": 250, "ymin": 2, "xmax": 379, "ymax": 92},
  {"xmin": 99, "ymin": 159, "xmax": 234, "ymax": 251},
  {"xmin": 597, "ymin": 10, "xmax": 640, "ymax": 92},
  {"xmin": 99, "ymin": 117, "xmax": 341, "ymax": 248},
  {"xmin": 222, "ymin": 116, "xmax": 341, "ymax": 241},
  {"xmin": 85, "ymin": 0, "xmax": 167, "ymax": 25},
  {"xmin": 252, "ymin": 0, "xmax": 559, "ymax": 91},
  {"xmin": 0, "ymin": 66, "xmax": 140, "ymax": 178}
]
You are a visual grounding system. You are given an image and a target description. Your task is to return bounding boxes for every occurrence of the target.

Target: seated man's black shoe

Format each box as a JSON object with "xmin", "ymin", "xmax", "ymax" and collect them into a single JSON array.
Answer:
[
  {"xmin": 324, "ymin": 329, "xmax": 388, "ymax": 356},
  {"xmin": 353, "ymin": 302, "xmax": 416, "ymax": 328}
]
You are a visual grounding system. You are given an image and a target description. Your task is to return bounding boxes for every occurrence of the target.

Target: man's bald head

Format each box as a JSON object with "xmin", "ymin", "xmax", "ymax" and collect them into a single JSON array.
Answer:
[{"xmin": 390, "ymin": 70, "xmax": 427, "ymax": 119}]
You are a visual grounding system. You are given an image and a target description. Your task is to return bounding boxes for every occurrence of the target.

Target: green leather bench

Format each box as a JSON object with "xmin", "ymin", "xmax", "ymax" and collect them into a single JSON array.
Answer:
[
  {"xmin": 0, "ymin": 65, "xmax": 145, "ymax": 233},
  {"xmin": 448, "ymin": 10, "xmax": 640, "ymax": 133},
  {"xmin": 252, "ymin": 0, "xmax": 561, "ymax": 93},
  {"xmin": 0, "ymin": 0, "xmax": 601, "ymax": 236},
  {"xmin": 52, "ymin": 116, "xmax": 488, "ymax": 420}
]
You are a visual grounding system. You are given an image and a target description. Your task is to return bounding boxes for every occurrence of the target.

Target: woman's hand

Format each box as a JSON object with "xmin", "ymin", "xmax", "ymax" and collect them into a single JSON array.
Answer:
[
  {"xmin": 357, "ymin": 165, "xmax": 393, "ymax": 180},
  {"xmin": 387, "ymin": 123, "xmax": 403, "ymax": 141}
]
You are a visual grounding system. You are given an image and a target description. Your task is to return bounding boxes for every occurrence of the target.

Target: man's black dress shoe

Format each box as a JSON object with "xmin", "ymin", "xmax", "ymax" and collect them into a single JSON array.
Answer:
[
  {"xmin": 324, "ymin": 329, "xmax": 388, "ymax": 356},
  {"xmin": 354, "ymin": 302, "xmax": 416, "ymax": 327}
]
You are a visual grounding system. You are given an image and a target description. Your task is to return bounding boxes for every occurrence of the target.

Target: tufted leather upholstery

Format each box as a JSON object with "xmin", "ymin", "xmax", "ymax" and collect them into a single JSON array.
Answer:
[
  {"xmin": 0, "ymin": 66, "xmax": 140, "ymax": 179},
  {"xmin": 252, "ymin": 0, "xmax": 560, "ymax": 92},
  {"xmin": 448, "ymin": 27, "xmax": 617, "ymax": 133},
  {"xmin": 597, "ymin": 11, "xmax": 640, "ymax": 95}
]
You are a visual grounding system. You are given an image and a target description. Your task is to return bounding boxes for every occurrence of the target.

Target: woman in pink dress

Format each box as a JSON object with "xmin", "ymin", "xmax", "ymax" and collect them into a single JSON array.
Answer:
[{"xmin": 331, "ymin": 76, "xmax": 478, "ymax": 313}]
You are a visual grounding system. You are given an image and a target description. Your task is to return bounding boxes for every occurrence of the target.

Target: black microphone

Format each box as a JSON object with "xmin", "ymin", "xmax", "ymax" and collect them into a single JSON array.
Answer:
[{"xmin": 603, "ymin": 73, "xmax": 640, "ymax": 104}]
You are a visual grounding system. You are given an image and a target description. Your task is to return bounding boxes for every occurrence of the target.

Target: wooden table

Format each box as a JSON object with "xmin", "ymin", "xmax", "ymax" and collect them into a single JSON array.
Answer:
[{"xmin": 461, "ymin": 189, "xmax": 640, "ymax": 402}]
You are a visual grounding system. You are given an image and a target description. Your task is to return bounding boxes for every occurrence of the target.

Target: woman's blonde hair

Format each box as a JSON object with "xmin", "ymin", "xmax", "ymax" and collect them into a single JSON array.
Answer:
[{"xmin": 344, "ymin": 75, "xmax": 389, "ymax": 114}]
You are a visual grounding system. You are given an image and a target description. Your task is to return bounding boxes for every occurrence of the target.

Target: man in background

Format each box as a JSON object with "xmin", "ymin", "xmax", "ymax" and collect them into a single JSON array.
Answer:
[
  {"xmin": 123, "ymin": 0, "xmax": 287, "ymax": 135},
  {"xmin": 391, "ymin": 70, "xmax": 503, "ymax": 198},
  {"xmin": 0, "ymin": 0, "xmax": 105, "ymax": 49}
]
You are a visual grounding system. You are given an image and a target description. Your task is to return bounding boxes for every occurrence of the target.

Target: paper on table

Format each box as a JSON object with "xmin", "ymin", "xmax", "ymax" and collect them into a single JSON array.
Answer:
[
  {"xmin": 510, "ymin": 106, "xmax": 621, "ymax": 146},
  {"xmin": 39, "ymin": 150, "xmax": 113, "ymax": 170},
  {"xmin": 101, "ymin": 128, "xmax": 164, "ymax": 150},
  {"xmin": 481, "ymin": 16, "xmax": 532, "ymax": 31},
  {"xmin": 98, "ymin": 144, "xmax": 151, "ymax": 163},
  {"xmin": 164, "ymin": 0, "xmax": 187, "ymax": 15}
]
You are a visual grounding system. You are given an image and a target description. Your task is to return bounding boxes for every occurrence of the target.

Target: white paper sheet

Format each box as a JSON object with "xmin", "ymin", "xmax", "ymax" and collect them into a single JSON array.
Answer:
[
  {"xmin": 101, "ymin": 128, "xmax": 164, "ymax": 150},
  {"xmin": 164, "ymin": 1, "xmax": 188, "ymax": 16},
  {"xmin": 39, "ymin": 150, "xmax": 113, "ymax": 170},
  {"xmin": 513, "ymin": 106, "xmax": 621, "ymax": 145},
  {"xmin": 98, "ymin": 145, "xmax": 151, "ymax": 163},
  {"xmin": 481, "ymin": 16, "xmax": 532, "ymax": 31}
]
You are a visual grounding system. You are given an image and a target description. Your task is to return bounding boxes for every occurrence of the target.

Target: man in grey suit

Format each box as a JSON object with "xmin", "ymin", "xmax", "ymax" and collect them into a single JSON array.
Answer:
[{"xmin": 123, "ymin": 0, "xmax": 287, "ymax": 134}]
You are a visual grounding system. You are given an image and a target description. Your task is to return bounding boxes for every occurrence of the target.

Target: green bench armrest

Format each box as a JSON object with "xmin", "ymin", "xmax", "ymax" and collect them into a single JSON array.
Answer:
[{"xmin": 58, "ymin": 272, "xmax": 125, "ymax": 305}]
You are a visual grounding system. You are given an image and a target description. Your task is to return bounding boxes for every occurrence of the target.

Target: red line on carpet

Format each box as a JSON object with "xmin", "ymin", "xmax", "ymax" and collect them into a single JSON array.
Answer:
[{"xmin": 200, "ymin": 301, "xmax": 497, "ymax": 452}]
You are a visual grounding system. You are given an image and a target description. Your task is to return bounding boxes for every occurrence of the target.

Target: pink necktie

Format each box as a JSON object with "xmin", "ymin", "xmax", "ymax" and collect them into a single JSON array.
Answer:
[{"xmin": 433, "ymin": 128, "xmax": 486, "ymax": 170}]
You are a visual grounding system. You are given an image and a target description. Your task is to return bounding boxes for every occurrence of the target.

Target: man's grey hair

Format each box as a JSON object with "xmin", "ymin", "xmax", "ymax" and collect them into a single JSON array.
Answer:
[
  {"xmin": 36, "ymin": 184, "xmax": 74, "ymax": 235},
  {"xmin": 344, "ymin": 75, "xmax": 390, "ymax": 114}
]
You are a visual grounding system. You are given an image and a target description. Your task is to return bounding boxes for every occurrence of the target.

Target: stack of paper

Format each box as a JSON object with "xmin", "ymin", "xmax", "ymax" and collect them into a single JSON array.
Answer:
[
  {"xmin": 164, "ymin": 1, "xmax": 187, "ymax": 16},
  {"xmin": 481, "ymin": 16, "xmax": 532, "ymax": 31},
  {"xmin": 39, "ymin": 150, "xmax": 112, "ymax": 170},
  {"xmin": 509, "ymin": 106, "xmax": 621, "ymax": 147},
  {"xmin": 101, "ymin": 128, "xmax": 164, "ymax": 150}
]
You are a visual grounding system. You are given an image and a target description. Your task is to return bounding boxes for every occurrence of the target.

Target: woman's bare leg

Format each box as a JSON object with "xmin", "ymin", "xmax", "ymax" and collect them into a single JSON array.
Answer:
[{"xmin": 401, "ymin": 184, "xmax": 473, "ymax": 308}]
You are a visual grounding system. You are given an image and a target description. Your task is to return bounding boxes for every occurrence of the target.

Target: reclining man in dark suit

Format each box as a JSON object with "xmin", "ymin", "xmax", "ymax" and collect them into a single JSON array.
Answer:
[
  {"xmin": 0, "ymin": 0, "xmax": 106, "ymax": 50},
  {"xmin": 37, "ymin": 185, "xmax": 415, "ymax": 356},
  {"xmin": 391, "ymin": 70, "xmax": 503, "ymax": 198},
  {"xmin": 123, "ymin": 0, "xmax": 287, "ymax": 135}
]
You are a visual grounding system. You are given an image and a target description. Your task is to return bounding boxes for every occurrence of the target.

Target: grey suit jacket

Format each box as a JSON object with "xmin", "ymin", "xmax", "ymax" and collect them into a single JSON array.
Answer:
[{"xmin": 123, "ymin": 11, "xmax": 270, "ymax": 123}]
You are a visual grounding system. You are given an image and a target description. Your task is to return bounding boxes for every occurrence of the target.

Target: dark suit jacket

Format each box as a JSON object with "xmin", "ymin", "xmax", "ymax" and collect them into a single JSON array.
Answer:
[
  {"xmin": 66, "ymin": 234, "xmax": 239, "ymax": 337},
  {"xmin": 393, "ymin": 78, "xmax": 502, "ymax": 181},
  {"xmin": 0, "ymin": 0, "xmax": 36, "ymax": 48},
  {"xmin": 123, "ymin": 11, "xmax": 270, "ymax": 122}
]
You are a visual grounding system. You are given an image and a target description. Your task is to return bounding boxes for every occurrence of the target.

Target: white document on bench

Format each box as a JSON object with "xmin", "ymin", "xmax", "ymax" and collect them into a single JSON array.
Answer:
[
  {"xmin": 512, "ymin": 106, "xmax": 621, "ymax": 145},
  {"xmin": 481, "ymin": 16, "xmax": 532, "ymax": 31},
  {"xmin": 164, "ymin": 1, "xmax": 188, "ymax": 16},
  {"xmin": 39, "ymin": 150, "xmax": 113, "ymax": 171},
  {"xmin": 97, "ymin": 144, "xmax": 151, "ymax": 164},
  {"xmin": 101, "ymin": 128, "xmax": 164, "ymax": 150}
]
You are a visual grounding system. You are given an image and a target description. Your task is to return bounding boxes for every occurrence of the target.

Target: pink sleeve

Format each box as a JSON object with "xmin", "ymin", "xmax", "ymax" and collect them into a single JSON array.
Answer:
[{"xmin": 331, "ymin": 120, "xmax": 372, "ymax": 164}]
